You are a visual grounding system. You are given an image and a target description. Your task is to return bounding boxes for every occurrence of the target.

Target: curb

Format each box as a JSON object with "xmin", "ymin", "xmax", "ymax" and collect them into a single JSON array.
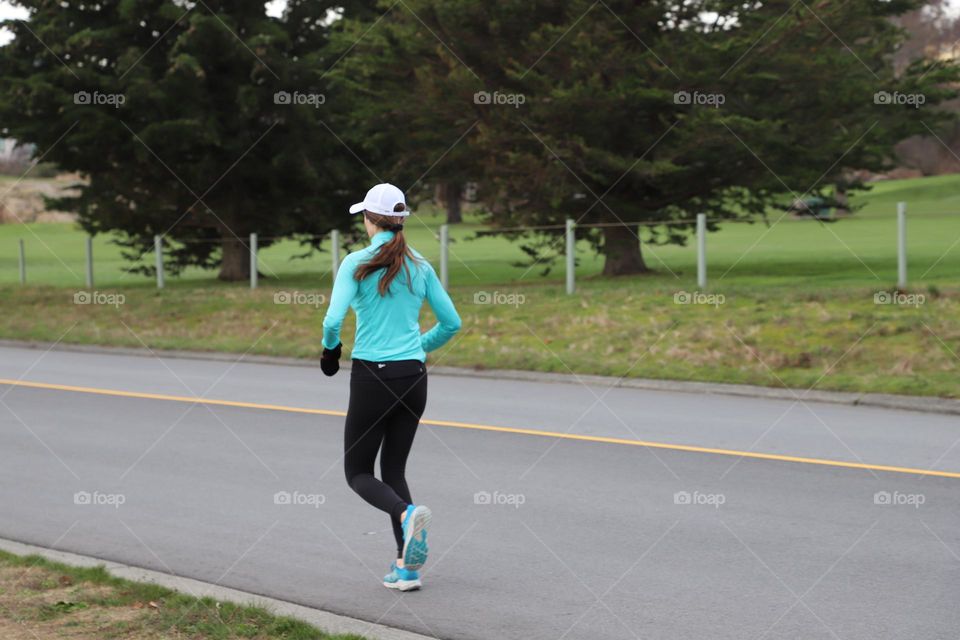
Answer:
[
  {"xmin": 1, "ymin": 338, "xmax": 958, "ymax": 416},
  {"xmin": 425, "ymin": 367, "xmax": 960, "ymax": 416},
  {"xmin": 0, "ymin": 536, "xmax": 433, "ymax": 640}
]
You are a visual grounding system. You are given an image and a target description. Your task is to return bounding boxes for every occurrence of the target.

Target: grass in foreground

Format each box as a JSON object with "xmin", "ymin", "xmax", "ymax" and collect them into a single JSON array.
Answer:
[
  {"xmin": 1, "ymin": 278, "xmax": 957, "ymax": 398},
  {"xmin": 0, "ymin": 550, "xmax": 363, "ymax": 640}
]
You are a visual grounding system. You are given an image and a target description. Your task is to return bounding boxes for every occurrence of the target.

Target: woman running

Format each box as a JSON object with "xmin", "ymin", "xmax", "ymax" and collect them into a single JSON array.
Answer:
[{"xmin": 320, "ymin": 183, "xmax": 461, "ymax": 592}]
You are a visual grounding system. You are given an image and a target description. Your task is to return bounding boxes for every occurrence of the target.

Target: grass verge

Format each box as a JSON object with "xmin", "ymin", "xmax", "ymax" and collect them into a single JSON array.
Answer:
[
  {"xmin": 1, "ymin": 278, "xmax": 957, "ymax": 398},
  {"xmin": 0, "ymin": 549, "xmax": 365, "ymax": 640}
]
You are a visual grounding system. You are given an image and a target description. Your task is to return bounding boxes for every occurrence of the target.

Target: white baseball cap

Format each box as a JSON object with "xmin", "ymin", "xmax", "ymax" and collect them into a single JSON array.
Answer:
[{"xmin": 348, "ymin": 183, "xmax": 409, "ymax": 216}]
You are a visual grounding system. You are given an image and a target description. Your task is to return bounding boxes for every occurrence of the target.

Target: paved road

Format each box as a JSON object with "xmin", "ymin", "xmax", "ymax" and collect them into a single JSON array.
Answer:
[{"xmin": 0, "ymin": 345, "xmax": 958, "ymax": 639}]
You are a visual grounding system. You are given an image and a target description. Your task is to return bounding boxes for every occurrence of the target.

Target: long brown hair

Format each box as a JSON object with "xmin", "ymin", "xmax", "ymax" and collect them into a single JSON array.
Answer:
[{"xmin": 354, "ymin": 204, "xmax": 419, "ymax": 295}]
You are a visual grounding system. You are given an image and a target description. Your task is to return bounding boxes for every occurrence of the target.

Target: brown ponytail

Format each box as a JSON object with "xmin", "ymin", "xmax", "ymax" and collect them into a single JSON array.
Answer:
[{"xmin": 354, "ymin": 204, "xmax": 420, "ymax": 295}]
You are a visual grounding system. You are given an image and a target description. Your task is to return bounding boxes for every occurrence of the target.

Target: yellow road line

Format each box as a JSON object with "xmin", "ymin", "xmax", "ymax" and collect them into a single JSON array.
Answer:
[{"xmin": 2, "ymin": 377, "xmax": 958, "ymax": 480}]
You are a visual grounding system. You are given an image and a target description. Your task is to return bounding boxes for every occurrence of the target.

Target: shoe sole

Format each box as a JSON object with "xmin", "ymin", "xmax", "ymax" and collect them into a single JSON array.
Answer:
[
  {"xmin": 383, "ymin": 579, "xmax": 421, "ymax": 592},
  {"xmin": 401, "ymin": 505, "xmax": 431, "ymax": 570}
]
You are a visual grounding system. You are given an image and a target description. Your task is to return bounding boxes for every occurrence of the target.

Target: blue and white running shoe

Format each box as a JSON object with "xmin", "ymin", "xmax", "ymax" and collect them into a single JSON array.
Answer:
[
  {"xmin": 383, "ymin": 562, "xmax": 421, "ymax": 591},
  {"xmin": 400, "ymin": 504, "xmax": 431, "ymax": 570}
]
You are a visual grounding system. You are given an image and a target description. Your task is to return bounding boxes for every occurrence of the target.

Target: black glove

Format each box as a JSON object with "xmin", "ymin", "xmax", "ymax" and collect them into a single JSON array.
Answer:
[{"xmin": 320, "ymin": 342, "xmax": 342, "ymax": 377}]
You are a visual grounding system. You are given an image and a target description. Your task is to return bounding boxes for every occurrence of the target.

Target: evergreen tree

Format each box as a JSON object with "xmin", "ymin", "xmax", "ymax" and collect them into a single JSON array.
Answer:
[
  {"xmin": 0, "ymin": 0, "xmax": 372, "ymax": 280},
  {"xmin": 338, "ymin": 0, "xmax": 959, "ymax": 275}
]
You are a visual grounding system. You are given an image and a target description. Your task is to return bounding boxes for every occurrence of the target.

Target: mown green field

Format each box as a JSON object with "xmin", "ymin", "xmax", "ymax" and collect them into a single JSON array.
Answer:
[
  {"xmin": 0, "ymin": 174, "xmax": 957, "ymax": 397},
  {"xmin": 1, "ymin": 174, "xmax": 959, "ymax": 290}
]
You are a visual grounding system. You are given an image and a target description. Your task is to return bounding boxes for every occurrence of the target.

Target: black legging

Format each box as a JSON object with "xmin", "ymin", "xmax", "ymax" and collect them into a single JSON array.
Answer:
[{"xmin": 343, "ymin": 359, "xmax": 428, "ymax": 558}]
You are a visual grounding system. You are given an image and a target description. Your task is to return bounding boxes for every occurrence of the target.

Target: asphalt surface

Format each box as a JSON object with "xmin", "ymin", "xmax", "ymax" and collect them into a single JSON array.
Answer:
[{"xmin": 0, "ymin": 345, "xmax": 958, "ymax": 639}]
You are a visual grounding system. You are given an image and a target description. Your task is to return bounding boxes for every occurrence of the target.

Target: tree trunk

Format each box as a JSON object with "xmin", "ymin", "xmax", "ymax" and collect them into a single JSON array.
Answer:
[
  {"xmin": 218, "ymin": 233, "xmax": 250, "ymax": 281},
  {"xmin": 441, "ymin": 182, "xmax": 463, "ymax": 224},
  {"xmin": 601, "ymin": 223, "xmax": 649, "ymax": 276}
]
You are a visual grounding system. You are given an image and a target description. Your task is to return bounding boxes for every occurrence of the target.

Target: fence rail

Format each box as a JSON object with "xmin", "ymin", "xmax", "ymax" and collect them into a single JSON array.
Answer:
[{"xmin": 7, "ymin": 202, "xmax": 948, "ymax": 292}]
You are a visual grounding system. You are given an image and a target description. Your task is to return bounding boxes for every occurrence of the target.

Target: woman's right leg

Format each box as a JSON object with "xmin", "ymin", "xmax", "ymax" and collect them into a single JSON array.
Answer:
[{"xmin": 343, "ymin": 378, "xmax": 409, "ymax": 525}]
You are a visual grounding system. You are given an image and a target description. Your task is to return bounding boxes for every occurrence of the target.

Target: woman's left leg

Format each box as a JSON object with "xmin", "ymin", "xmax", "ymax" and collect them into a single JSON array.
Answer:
[{"xmin": 343, "ymin": 377, "xmax": 409, "ymax": 522}]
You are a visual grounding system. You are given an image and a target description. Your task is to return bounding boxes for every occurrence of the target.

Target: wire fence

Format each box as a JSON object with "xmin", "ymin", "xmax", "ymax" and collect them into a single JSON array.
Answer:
[{"xmin": 5, "ymin": 203, "xmax": 959, "ymax": 293}]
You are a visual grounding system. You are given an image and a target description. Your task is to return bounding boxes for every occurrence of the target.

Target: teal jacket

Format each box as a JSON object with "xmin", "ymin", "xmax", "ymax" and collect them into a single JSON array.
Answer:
[{"xmin": 322, "ymin": 231, "xmax": 461, "ymax": 362}]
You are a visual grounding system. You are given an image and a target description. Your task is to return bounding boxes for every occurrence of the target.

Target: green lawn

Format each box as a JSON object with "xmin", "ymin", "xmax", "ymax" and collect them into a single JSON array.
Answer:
[
  {"xmin": 1, "ymin": 174, "xmax": 957, "ymax": 398},
  {"xmin": 1, "ymin": 174, "xmax": 958, "ymax": 290}
]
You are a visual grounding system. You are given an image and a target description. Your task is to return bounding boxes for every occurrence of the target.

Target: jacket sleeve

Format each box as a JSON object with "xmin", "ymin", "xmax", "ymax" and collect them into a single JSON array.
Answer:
[
  {"xmin": 420, "ymin": 262, "xmax": 461, "ymax": 353},
  {"xmin": 322, "ymin": 257, "xmax": 359, "ymax": 350}
]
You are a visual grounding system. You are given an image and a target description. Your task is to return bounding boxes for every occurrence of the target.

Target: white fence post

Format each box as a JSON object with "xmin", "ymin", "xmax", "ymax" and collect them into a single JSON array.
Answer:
[
  {"xmin": 439, "ymin": 224, "xmax": 449, "ymax": 289},
  {"xmin": 85, "ymin": 235, "xmax": 94, "ymax": 288},
  {"xmin": 697, "ymin": 213, "xmax": 707, "ymax": 289},
  {"xmin": 331, "ymin": 229, "xmax": 341, "ymax": 281},
  {"xmin": 250, "ymin": 232, "xmax": 258, "ymax": 289},
  {"xmin": 897, "ymin": 202, "xmax": 907, "ymax": 289},
  {"xmin": 154, "ymin": 235, "xmax": 164, "ymax": 289},
  {"xmin": 565, "ymin": 218, "xmax": 575, "ymax": 295},
  {"xmin": 18, "ymin": 239, "xmax": 25, "ymax": 284}
]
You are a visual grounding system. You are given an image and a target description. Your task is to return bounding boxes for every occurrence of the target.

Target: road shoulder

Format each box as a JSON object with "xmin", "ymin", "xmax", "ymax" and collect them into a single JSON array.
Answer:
[{"xmin": 2, "ymin": 338, "xmax": 958, "ymax": 416}]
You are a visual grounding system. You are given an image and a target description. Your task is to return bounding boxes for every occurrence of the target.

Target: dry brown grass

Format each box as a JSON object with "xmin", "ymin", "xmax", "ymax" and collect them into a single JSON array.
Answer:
[{"xmin": 0, "ymin": 565, "xmax": 153, "ymax": 639}]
